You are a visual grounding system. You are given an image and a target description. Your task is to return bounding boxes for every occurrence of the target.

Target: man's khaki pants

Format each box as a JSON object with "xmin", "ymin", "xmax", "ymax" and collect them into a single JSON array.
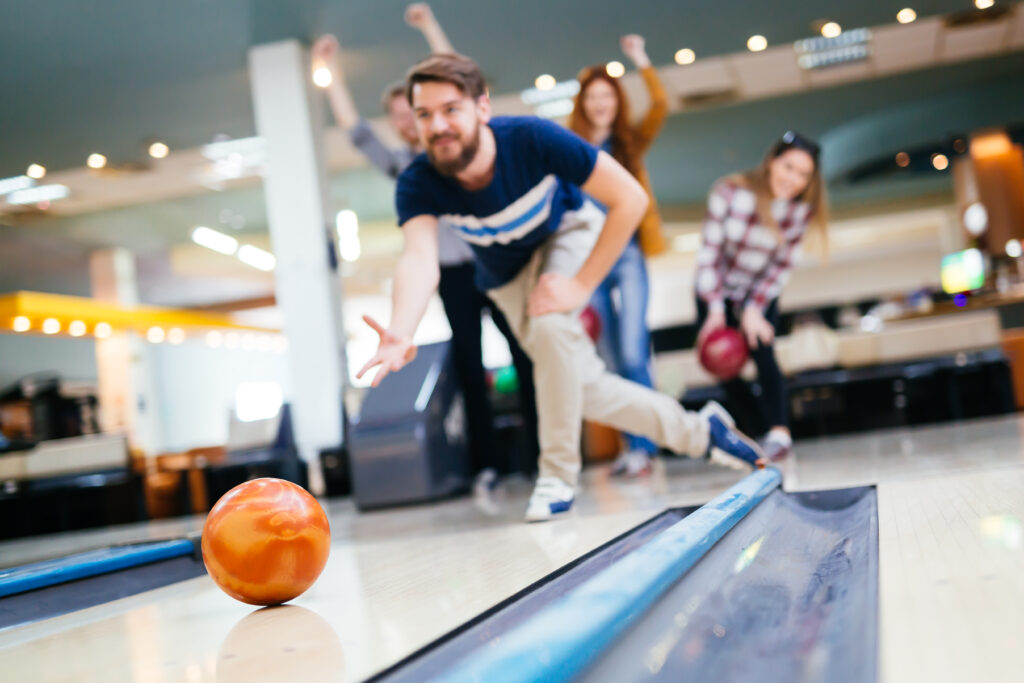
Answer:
[{"xmin": 487, "ymin": 202, "xmax": 710, "ymax": 485}]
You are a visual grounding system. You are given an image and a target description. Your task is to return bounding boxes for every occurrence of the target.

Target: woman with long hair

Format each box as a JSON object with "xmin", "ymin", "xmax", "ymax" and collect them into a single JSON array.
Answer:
[
  {"xmin": 569, "ymin": 34, "xmax": 668, "ymax": 477},
  {"xmin": 694, "ymin": 131, "xmax": 829, "ymax": 462}
]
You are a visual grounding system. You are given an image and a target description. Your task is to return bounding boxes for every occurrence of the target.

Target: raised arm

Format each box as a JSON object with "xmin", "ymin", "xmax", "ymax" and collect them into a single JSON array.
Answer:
[
  {"xmin": 405, "ymin": 4, "xmax": 455, "ymax": 54},
  {"xmin": 311, "ymin": 35, "xmax": 360, "ymax": 130},
  {"xmin": 620, "ymin": 34, "xmax": 668, "ymax": 154}
]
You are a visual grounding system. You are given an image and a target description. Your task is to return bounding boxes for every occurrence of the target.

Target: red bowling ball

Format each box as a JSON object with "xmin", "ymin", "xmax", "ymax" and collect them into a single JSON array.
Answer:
[
  {"xmin": 699, "ymin": 326, "xmax": 749, "ymax": 380},
  {"xmin": 580, "ymin": 306, "xmax": 602, "ymax": 343}
]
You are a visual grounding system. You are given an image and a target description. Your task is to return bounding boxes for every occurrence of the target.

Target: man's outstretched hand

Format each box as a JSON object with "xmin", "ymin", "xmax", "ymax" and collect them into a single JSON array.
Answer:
[{"xmin": 355, "ymin": 315, "xmax": 417, "ymax": 387}]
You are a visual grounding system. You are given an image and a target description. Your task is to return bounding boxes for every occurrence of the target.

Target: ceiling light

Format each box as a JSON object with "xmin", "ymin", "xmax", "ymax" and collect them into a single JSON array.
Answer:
[
  {"xmin": 534, "ymin": 74, "xmax": 556, "ymax": 90},
  {"xmin": 897, "ymin": 8, "xmax": 917, "ymax": 24},
  {"xmin": 605, "ymin": 61, "xmax": 625, "ymax": 78},
  {"xmin": 42, "ymin": 318, "xmax": 61, "ymax": 335},
  {"xmin": 674, "ymin": 48, "xmax": 696, "ymax": 65},
  {"xmin": 963, "ymin": 202, "xmax": 988, "ymax": 236},
  {"xmin": 87, "ymin": 153, "xmax": 107, "ymax": 169},
  {"xmin": 312, "ymin": 66, "xmax": 332, "ymax": 88},
  {"xmin": 94, "ymin": 322, "xmax": 113, "ymax": 339},
  {"xmin": 148, "ymin": 142, "xmax": 169, "ymax": 159},
  {"xmin": 192, "ymin": 226, "xmax": 239, "ymax": 255},
  {"xmin": 931, "ymin": 153, "xmax": 949, "ymax": 171},
  {"xmin": 237, "ymin": 244, "xmax": 276, "ymax": 271},
  {"xmin": 821, "ymin": 22, "xmax": 841, "ymax": 38},
  {"xmin": 12, "ymin": 316, "xmax": 30, "ymax": 332},
  {"xmin": 26, "ymin": 164, "xmax": 46, "ymax": 179},
  {"xmin": 747, "ymin": 35, "xmax": 768, "ymax": 52}
]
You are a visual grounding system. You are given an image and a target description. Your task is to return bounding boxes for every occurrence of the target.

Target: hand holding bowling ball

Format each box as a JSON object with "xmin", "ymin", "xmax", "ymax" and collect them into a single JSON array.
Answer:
[
  {"xmin": 740, "ymin": 305, "xmax": 775, "ymax": 348},
  {"xmin": 698, "ymin": 326, "xmax": 749, "ymax": 380},
  {"xmin": 202, "ymin": 478, "xmax": 331, "ymax": 606}
]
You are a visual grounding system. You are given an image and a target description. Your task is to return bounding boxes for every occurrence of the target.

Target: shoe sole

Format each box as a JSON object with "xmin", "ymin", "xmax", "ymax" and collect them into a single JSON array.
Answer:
[
  {"xmin": 524, "ymin": 506, "xmax": 574, "ymax": 523},
  {"xmin": 708, "ymin": 447, "xmax": 756, "ymax": 471}
]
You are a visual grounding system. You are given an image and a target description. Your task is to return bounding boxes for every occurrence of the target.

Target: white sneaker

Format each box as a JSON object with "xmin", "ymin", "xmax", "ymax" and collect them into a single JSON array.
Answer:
[
  {"xmin": 524, "ymin": 476, "xmax": 575, "ymax": 523},
  {"xmin": 609, "ymin": 450, "xmax": 653, "ymax": 477},
  {"xmin": 472, "ymin": 468, "xmax": 501, "ymax": 516}
]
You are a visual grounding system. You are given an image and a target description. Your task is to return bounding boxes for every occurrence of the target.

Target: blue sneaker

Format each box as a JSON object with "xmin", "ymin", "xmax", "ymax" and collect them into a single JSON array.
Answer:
[
  {"xmin": 525, "ymin": 477, "xmax": 575, "ymax": 522},
  {"xmin": 699, "ymin": 402, "xmax": 765, "ymax": 470}
]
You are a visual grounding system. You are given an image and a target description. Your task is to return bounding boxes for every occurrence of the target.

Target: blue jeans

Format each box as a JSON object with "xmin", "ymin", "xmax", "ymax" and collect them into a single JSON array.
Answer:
[{"xmin": 588, "ymin": 239, "xmax": 658, "ymax": 455}]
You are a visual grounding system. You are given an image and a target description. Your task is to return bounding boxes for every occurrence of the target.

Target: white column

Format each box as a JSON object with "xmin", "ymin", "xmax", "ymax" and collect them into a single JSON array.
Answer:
[
  {"xmin": 249, "ymin": 40, "xmax": 347, "ymax": 495},
  {"xmin": 90, "ymin": 248, "xmax": 163, "ymax": 456}
]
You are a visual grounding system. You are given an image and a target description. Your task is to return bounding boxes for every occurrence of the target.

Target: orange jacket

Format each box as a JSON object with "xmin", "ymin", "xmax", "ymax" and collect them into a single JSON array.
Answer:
[{"xmin": 631, "ymin": 66, "xmax": 669, "ymax": 257}]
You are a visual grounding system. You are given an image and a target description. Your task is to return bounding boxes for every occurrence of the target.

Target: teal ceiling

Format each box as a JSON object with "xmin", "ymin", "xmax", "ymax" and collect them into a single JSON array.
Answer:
[{"xmin": 1, "ymin": 0, "xmax": 980, "ymax": 177}]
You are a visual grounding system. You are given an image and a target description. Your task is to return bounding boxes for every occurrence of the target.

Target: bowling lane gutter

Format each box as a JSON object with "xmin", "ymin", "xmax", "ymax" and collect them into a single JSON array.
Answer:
[
  {"xmin": 434, "ymin": 467, "xmax": 782, "ymax": 683},
  {"xmin": 0, "ymin": 537, "xmax": 200, "ymax": 598}
]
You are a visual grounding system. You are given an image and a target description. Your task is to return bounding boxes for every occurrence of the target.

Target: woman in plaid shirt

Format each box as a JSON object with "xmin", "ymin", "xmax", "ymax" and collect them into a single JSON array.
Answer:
[{"xmin": 695, "ymin": 132, "xmax": 829, "ymax": 461}]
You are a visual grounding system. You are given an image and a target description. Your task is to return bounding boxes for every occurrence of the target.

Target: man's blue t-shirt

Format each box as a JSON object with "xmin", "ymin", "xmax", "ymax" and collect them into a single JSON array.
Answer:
[{"xmin": 395, "ymin": 116, "xmax": 599, "ymax": 290}]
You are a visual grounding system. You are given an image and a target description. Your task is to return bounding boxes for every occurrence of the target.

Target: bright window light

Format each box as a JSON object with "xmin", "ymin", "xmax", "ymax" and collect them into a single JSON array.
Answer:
[
  {"xmin": 0, "ymin": 175, "xmax": 35, "ymax": 196},
  {"xmin": 6, "ymin": 184, "xmax": 69, "ymax": 205},
  {"xmin": 336, "ymin": 209, "xmax": 361, "ymax": 262},
  {"xmin": 235, "ymin": 382, "xmax": 283, "ymax": 422}
]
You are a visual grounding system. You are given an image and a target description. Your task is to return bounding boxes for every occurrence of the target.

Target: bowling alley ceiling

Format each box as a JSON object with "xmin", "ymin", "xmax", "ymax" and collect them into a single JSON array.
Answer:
[
  {"xmin": 2, "ymin": 0, "xmax": 1024, "ymax": 301},
  {"xmin": 0, "ymin": 0, "xmax": 1014, "ymax": 179}
]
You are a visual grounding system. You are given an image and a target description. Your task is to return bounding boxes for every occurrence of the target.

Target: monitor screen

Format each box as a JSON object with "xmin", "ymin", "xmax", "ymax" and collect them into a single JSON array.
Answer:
[{"xmin": 940, "ymin": 248, "xmax": 986, "ymax": 294}]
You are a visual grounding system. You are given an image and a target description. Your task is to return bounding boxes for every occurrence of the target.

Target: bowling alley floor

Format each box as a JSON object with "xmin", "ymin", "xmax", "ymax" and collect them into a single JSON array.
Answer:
[{"xmin": 2, "ymin": 414, "xmax": 1024, "ymax": 682}]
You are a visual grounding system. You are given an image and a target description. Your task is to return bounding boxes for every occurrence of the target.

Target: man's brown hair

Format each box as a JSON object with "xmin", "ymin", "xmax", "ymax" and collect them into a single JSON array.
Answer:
[{"xmin": 405, "ymin": 53, "xmax": 487, "ymax": 104}]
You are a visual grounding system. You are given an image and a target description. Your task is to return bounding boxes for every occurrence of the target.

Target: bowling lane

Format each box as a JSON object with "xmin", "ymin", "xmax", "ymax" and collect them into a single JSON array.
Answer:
[
  {"xmin": 3, "ymin": 415, "xmax": 1024, "ymax": 681},
  {"xmin": 877, "ymin": 465, "xmax": 1024, "ymax": 683},
  {"xmin": 0, "ymin": 465, "xmax": 735, "ymax": 682}
]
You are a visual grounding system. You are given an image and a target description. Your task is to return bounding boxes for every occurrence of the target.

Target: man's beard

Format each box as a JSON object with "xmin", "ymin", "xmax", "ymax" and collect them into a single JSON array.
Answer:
[{"xmin": 427, "ymin": 125, "xmax": 481, "ymax": 177}]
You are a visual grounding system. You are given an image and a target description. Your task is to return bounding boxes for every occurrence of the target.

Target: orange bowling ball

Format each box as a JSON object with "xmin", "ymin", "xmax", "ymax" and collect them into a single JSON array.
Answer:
[{"xmin": 202, "ymin": 478, "xmax": 331, "ymax": 606}]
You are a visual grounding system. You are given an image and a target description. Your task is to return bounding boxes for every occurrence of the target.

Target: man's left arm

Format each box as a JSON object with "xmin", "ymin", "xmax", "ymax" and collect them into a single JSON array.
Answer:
[{"xmin": 527, "ymin": 151, "xmax": 648, "ymax": 316}]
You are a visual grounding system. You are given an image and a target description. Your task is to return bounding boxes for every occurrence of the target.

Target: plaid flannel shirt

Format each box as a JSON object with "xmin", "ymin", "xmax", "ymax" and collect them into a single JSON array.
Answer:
[{"xmin": 695, "ymin": 181, "xmax": 811, "ymax": 312}]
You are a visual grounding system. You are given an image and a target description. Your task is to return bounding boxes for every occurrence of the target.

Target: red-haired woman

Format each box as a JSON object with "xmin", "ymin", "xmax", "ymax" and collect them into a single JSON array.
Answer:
[
  {"xmin": 695, "ymin": 131, "xmax": 829, "ymax": 462},
  {"xmin": 569, "ymin": 34, "xmax": 668, "ymax": 476}
]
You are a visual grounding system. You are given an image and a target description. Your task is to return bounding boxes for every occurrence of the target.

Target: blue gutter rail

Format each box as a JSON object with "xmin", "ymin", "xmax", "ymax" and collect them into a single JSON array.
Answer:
[
  {"xmin": 0, "ymin": 539, "xmax": 197, "ymax": 598},
  {"xmin": 434, "ymin": 467, "xmax": 782, "ymax": 683}
]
